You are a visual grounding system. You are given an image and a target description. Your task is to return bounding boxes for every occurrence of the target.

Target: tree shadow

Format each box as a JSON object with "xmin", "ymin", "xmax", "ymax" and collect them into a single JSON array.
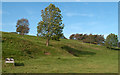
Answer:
[
  {"xmin": 111, "ymin": 48, "xmax": 120, "ymax": 50},
  {"xmin": 106, "ymin": 47, "xmax": 120, "ymax": 50},
  {"xmin": 61, "ymin": 46, "xmax": 96, "ymax": 57},
  {"xmin": 15, "ymin": 62, "xmax": 24, "ymax": 66}
]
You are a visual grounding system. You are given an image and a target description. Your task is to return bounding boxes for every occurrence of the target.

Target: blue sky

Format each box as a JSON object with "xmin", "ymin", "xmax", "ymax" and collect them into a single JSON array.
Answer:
[{"xmin": 2, "ymin": 2, "xmax": 118, "ymax": 39}]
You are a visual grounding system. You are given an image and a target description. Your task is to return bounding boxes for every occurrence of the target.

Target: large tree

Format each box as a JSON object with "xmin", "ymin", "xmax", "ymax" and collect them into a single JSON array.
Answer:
[
  {"xmin": 16, "ymin": 18, "xmax": 30, "ymax": 35},
  {"xmin": 37, "ymin": 4, "xmax": 64, "ymax": 46},
  {"xmin": 105, "ymin": 33, "xmax": 118, "ymax": 48}
]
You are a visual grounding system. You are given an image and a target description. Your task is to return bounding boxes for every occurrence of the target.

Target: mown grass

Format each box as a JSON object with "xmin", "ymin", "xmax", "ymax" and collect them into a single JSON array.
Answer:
[{"xmin": 2, "ymin": 32, "xmax": 119, "ymax": 73}]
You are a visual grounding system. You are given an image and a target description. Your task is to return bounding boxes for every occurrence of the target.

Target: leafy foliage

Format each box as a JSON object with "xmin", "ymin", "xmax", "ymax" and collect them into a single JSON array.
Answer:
[
  {"xmin": 105, "ymin": 33, "xmax": 118, "ymax": 48},
  {"xmin": 69, "ymin": 33, "xmax": 104, "ymax": 44},
  {"xmin": 37, "ymin": 4, "xmax": 64, "ymax": 46},
  {"xmin": 16, "ymin": 18, "xmax": 30, "ymax": 35},
  {"xmin": 60, "ymin": 35, "xmax": 67, "ymax": 39},
  {"xmin": 52, "ymin": 34, "xmax": 67, "ymax": 40},
  {"xmin": 69, "ymin": 34, "xmax": 75, "ymax": 39},
  {"xmin": 118, "ymin": 42, "xmax": 120, "ymax": 47}
]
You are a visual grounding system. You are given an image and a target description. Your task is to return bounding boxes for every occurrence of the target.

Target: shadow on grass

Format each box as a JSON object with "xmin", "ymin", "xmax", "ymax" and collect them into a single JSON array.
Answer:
[
  {"xmin": 107, "ymin": 47, "xmax": 120, "ymax": 50},
  {"xmin": 111, "ymin": 48, "xmax": 120, "ymax": 50},
  {"xmin": 61, "ymin": 46, "xmax": 96, "ymax": 57},
  {"xmin": 15, "ymin": 63, "xmax": 24, "ymax": 66}
]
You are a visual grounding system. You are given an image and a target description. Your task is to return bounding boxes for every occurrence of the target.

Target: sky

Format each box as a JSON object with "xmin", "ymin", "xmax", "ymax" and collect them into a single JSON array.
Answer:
[
  {"xmin": 1, "ymin": 2, "xmax": 118, "ymax": 39},
  {"xmin": 1, "ymin": 0, "xmax": 120, "ymax": 2}
]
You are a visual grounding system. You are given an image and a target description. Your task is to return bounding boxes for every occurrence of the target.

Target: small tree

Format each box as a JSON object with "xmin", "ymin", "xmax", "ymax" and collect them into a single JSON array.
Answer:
[
  {"xmin": 118, "ymin": 42, "xmax": 120, "ymax": 47},
  {"xmin": 105, "ymin": 33, "xmax": 118, "ymax": 48},
  {"xmin": 16, "ymin": 18, "xmax": 29, "ymax": 35},
  {"xmin": 37, "ymin": 4, "xmax": 64, "ymax": 46},
  {"xmin": 69, "ymin": 34, "xmax": 75, "ymax": 39}
]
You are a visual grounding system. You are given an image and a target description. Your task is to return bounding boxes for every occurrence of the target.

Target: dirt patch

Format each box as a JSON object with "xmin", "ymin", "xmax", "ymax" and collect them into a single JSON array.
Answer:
[{"xmin": 44, "ymin": 52, "xmax": 51, "ymax": 55}]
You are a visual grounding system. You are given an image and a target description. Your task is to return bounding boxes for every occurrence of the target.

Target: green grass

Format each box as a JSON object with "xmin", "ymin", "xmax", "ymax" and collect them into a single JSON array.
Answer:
[{"xmin": 2, "ymin": 32, "xmax": 119, "ymax": 73}]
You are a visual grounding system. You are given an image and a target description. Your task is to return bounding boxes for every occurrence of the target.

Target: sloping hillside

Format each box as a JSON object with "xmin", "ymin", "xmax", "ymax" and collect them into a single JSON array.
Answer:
[
  {"xmin": 2, "ymin": 32, "xmax": 118, "ymax": 73},
  {"xmin": 2, "ymin": 32, "xmax": 103, "ymax": 59}
]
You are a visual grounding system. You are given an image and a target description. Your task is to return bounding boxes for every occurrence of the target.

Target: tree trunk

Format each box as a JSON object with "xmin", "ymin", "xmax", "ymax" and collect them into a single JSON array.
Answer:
[
  {"xmin": 46, "ymin": 38, "xmax": 49, "ymax": 46},
  {"xmin": 20, "ymin": 32, "xmax": 24, "ymax": 35}
]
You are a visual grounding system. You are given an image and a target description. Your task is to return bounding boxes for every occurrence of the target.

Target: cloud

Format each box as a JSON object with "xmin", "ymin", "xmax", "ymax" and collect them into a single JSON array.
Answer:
[
  {"xmin": 65, "ymin": 22, "xmax": 97, "ymax": 34},
  {"xmin": 75, "ymin": 0, "xmax": 81, "ymax": 1},
  {"xmin": 65, "ymin": 13, "xmax": 94, "ymax": 17},
  {"xmin": 64, "ymin": 21, "xmax": 116, "ymax": 39},
  {"xmin": 69, "ymin": 23, "xmax": 83, "ymax": 30},
  {"xmin": 25, "ymin": 9, "xmax": 40, "ymax": 15},
  {"xmin": 70, "ymin": 22, "xmax": 98, "ymax": 27}
]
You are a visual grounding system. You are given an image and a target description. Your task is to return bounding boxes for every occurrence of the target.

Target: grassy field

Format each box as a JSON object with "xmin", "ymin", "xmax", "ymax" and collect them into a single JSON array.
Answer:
[{"xmin": 2, "ymin": 32, "xmax": 119, "ymax": 73}]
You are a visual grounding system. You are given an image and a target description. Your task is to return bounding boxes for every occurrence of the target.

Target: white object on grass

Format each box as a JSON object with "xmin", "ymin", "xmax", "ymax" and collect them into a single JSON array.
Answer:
[{"xmin": 5, "ymin": 58, "xmax": 14, "ymax": 66}]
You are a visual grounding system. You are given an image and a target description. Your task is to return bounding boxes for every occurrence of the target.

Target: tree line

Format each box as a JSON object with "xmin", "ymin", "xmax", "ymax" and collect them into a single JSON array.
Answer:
[
  {"xmin": 69, "ymin": 33, "xmax": 119, "ymax": 49},
  {"xmin": 69, "ymin": 33, "xmax": 104, "ymax": 45}
]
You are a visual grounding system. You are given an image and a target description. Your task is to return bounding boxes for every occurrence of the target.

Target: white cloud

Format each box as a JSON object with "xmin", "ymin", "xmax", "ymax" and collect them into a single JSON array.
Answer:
[
  {"xmin": 25, "ymin": 9, "xmax": 40, "ymax": 15},
  {"xmin": 88, "ymin": 22, "xmax": 98, "ymax": 26},
  {"xmin": 64, "ymin": 21, "xmax": 115, "ymax": 39},
  {"xmin": 70, "ymin": 22, "xmax": 98, "ymax": 28},
  {"xmin": 65, "ymin": 22, "xmax": 97, "ymax": 35},
  {"xmin": 69, "ymin": 23, "xmax": 83, "ymax": 30},
  {"xmin": 75, "ymin": 0, "xmax": 81, "ymax": 1},
  {"xmin": 65, "ymin": 13, "xmax": 94, "ymax": 17}
]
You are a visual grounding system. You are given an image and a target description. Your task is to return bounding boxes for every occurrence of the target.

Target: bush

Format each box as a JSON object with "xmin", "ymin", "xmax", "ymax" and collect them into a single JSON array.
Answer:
[{"xmin": 105, "ymin": 33, "xmax": 118, "ymax": 49}]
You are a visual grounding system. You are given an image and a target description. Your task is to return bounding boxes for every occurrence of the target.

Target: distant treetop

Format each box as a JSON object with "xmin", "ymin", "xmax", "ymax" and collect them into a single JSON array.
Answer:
[{"xmin": 16, "ymin": 18, "xmax": 30, "ymax": 35}]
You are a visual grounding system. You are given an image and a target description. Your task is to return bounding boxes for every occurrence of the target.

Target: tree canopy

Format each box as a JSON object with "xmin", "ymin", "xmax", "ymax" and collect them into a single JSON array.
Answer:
[
  {"xmin": 16, "ymin": 18, "xmax": 30, "ymax": 35},
  {"xmin": 105, "ymin": 33, "xmax": 118, "ymax": 48},
  {"xmin": 69, "ymin": 33, "xmax": 104, "ymax": 45},
  {"xmin": 37, "ymin": 4, "xmax": 64, "ymax": 46}
]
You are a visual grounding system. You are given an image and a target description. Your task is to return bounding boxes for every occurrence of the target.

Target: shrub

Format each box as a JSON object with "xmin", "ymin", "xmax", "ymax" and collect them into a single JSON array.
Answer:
[{"xmin": 105, "ymin": 33, "xmax": 118, "ymax": 49}]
